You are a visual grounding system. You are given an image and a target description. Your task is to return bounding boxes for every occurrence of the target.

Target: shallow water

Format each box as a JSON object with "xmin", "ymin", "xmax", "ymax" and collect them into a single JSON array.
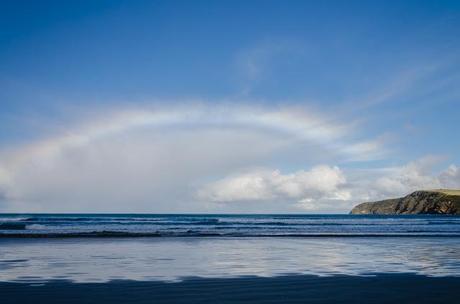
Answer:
[{"xmin": 0, "ymin": 237, "xmax": 459, "ymax": 283}]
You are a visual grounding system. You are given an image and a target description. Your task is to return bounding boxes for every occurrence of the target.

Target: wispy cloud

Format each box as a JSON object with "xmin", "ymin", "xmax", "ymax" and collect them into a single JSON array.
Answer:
[{"xmin": 235, "ymin": 40, "xmax": 305, "ymax": 96}]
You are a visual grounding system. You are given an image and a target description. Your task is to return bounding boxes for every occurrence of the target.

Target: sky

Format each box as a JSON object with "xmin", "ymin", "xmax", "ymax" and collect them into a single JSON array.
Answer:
[{"xmin": 0, "ymin": 0, "xmax": 459, "ymax": 213}]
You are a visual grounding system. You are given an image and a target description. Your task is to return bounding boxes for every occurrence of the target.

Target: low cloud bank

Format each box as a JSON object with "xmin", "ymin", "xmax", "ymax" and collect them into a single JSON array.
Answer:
[
  {"xmin": 198, "ymin": 158, "xmax": 460, "ymax": 211},
  {"xmin": 197, "ymin": 166, "xmax": 350, "ymax": 210}
]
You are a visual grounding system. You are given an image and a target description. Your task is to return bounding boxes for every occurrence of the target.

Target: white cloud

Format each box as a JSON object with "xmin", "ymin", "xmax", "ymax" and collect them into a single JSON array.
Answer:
[
  {"xmin": 345, "ymin": 157, "xmax": 460, "ymax": 205},
  {"xmin": 198, "ymin": 157, "xmax": 460, "ymax": 212},
  {"xmin": 439, "ymin": 165, "xmax": 460, "ymax": 188},
  {"xmin": 373, "ymin": 157, "xmax": 443, "ymax": 197},
  {"xmin": 197, "ymin": 165, "xmax": 350, "ymax": 210}
]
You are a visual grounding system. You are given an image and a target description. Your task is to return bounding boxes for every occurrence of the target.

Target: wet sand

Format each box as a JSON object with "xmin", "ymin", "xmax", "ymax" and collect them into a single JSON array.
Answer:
[{"xmin": 1, "ymin": 274, "xmax": 458, "ymax": 304}]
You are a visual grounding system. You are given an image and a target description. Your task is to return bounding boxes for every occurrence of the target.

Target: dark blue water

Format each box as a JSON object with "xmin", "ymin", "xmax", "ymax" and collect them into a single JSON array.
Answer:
[{"xmin": 1, "ymin": 214, "xmax": 460, "ymax": 237}]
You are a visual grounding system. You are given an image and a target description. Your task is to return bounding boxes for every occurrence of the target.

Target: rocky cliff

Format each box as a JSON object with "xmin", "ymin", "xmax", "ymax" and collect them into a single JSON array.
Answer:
[{"xmin": 350, "ymin": 190, "xmax": 460, "ymax": 215}]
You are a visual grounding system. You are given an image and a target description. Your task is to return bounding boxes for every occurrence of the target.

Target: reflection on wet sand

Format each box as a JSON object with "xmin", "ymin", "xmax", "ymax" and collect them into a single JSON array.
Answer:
[{"xmin": 0, "ymin": 237, "xmax": 459, "ymax": 283}]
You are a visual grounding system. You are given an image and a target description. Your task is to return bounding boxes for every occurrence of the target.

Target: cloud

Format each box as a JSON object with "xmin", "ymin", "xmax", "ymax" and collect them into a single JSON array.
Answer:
[
  {"xmin": 372, "ymin": 157, "xmax": 444, "ymax": 197},
  {"xmin": 439, "ymin": 165, "xmax": 460, "ymax": 188},
  {"xmin": 197, "ymin": 165, "xmax": 350, "ymax": 210},
  {"xmin": 198, "ymin": 157, "xmax": 460, "ymax": 212},
  {"xmin": 345, "ymin": 157, "xmax": 460, "ymax": 205},
  {"xmin": 1, "ymin": 101, "xmax": 457, "ymax": 213},
  {"xmin": 0, "ymin": 103, "xmax": 382, "ymax": 212},
  {"xmin": 235, "ymin": 40, "xmax": 305, "ymax": 95}
]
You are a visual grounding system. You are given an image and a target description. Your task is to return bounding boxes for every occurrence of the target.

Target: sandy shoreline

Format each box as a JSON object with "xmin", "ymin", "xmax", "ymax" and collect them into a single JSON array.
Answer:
[{"xmin": 1, "ymin": 274, "xmax": 458, "ymax": 303}]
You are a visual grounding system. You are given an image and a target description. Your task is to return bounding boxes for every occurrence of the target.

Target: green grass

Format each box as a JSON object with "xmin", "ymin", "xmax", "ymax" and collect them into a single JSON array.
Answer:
[{"xmin": 428, "ymin": 189, "xmax": 460, "ymax": 196}]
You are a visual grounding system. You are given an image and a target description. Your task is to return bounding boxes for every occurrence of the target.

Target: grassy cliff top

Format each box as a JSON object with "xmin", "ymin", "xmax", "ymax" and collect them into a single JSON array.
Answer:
[{"xmin": 427, "ymin": 189, "xmax": 460, "ymax": 196}]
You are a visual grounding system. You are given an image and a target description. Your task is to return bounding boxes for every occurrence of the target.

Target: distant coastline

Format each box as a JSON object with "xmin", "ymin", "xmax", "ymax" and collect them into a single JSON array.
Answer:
[{"xmin": 350, "ymin": 189, "xmax": 460, "ymax": 215}]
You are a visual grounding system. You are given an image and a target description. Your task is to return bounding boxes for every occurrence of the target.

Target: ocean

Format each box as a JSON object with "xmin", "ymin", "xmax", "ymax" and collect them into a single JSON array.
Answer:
[
  {"xmin": 0, "ymin": 214, "xmax": 459, "ymax": 284},
  {"xmin": 1, "ymin": 214, "xmax": 459, "ymax": 303},
  {"xmin": 1, "ymin": 213, "xmax": 460, "ymax": 237}
]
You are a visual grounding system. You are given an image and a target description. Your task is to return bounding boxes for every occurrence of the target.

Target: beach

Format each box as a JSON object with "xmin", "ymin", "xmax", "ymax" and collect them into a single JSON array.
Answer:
[
  {"xmin": 1, "ymin": 235, "xmax": 459, "ymax": 303},
  {"xmin": 1, "ymin": 274, "xmax": 459, "ymax": 304},
  {"xmin": 1, "ymin": 215, "xmax": 459, "ymax": 302}
]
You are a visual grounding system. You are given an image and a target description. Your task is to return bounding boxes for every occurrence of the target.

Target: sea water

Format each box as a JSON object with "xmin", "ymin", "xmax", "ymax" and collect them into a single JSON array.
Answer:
[
  {"xmin": 1, "ymin": 214, "xmax": 460, "ymax": 236},
  {"xmin": 0, "ymin": 214, "xmax": 459, "ymax": 283}
]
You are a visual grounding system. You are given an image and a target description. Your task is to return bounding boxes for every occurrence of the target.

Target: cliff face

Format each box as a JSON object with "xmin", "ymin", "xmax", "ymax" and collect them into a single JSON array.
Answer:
[{"xmin": 350, "ymin": 190, "xmax": 460, "ymax": 215}]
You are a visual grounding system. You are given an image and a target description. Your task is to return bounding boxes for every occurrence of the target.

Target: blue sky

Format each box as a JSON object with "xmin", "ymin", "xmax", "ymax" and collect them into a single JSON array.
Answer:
[{"xmin": 0, "ymin": 0, "xmax": 459, "ymax": 212}]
